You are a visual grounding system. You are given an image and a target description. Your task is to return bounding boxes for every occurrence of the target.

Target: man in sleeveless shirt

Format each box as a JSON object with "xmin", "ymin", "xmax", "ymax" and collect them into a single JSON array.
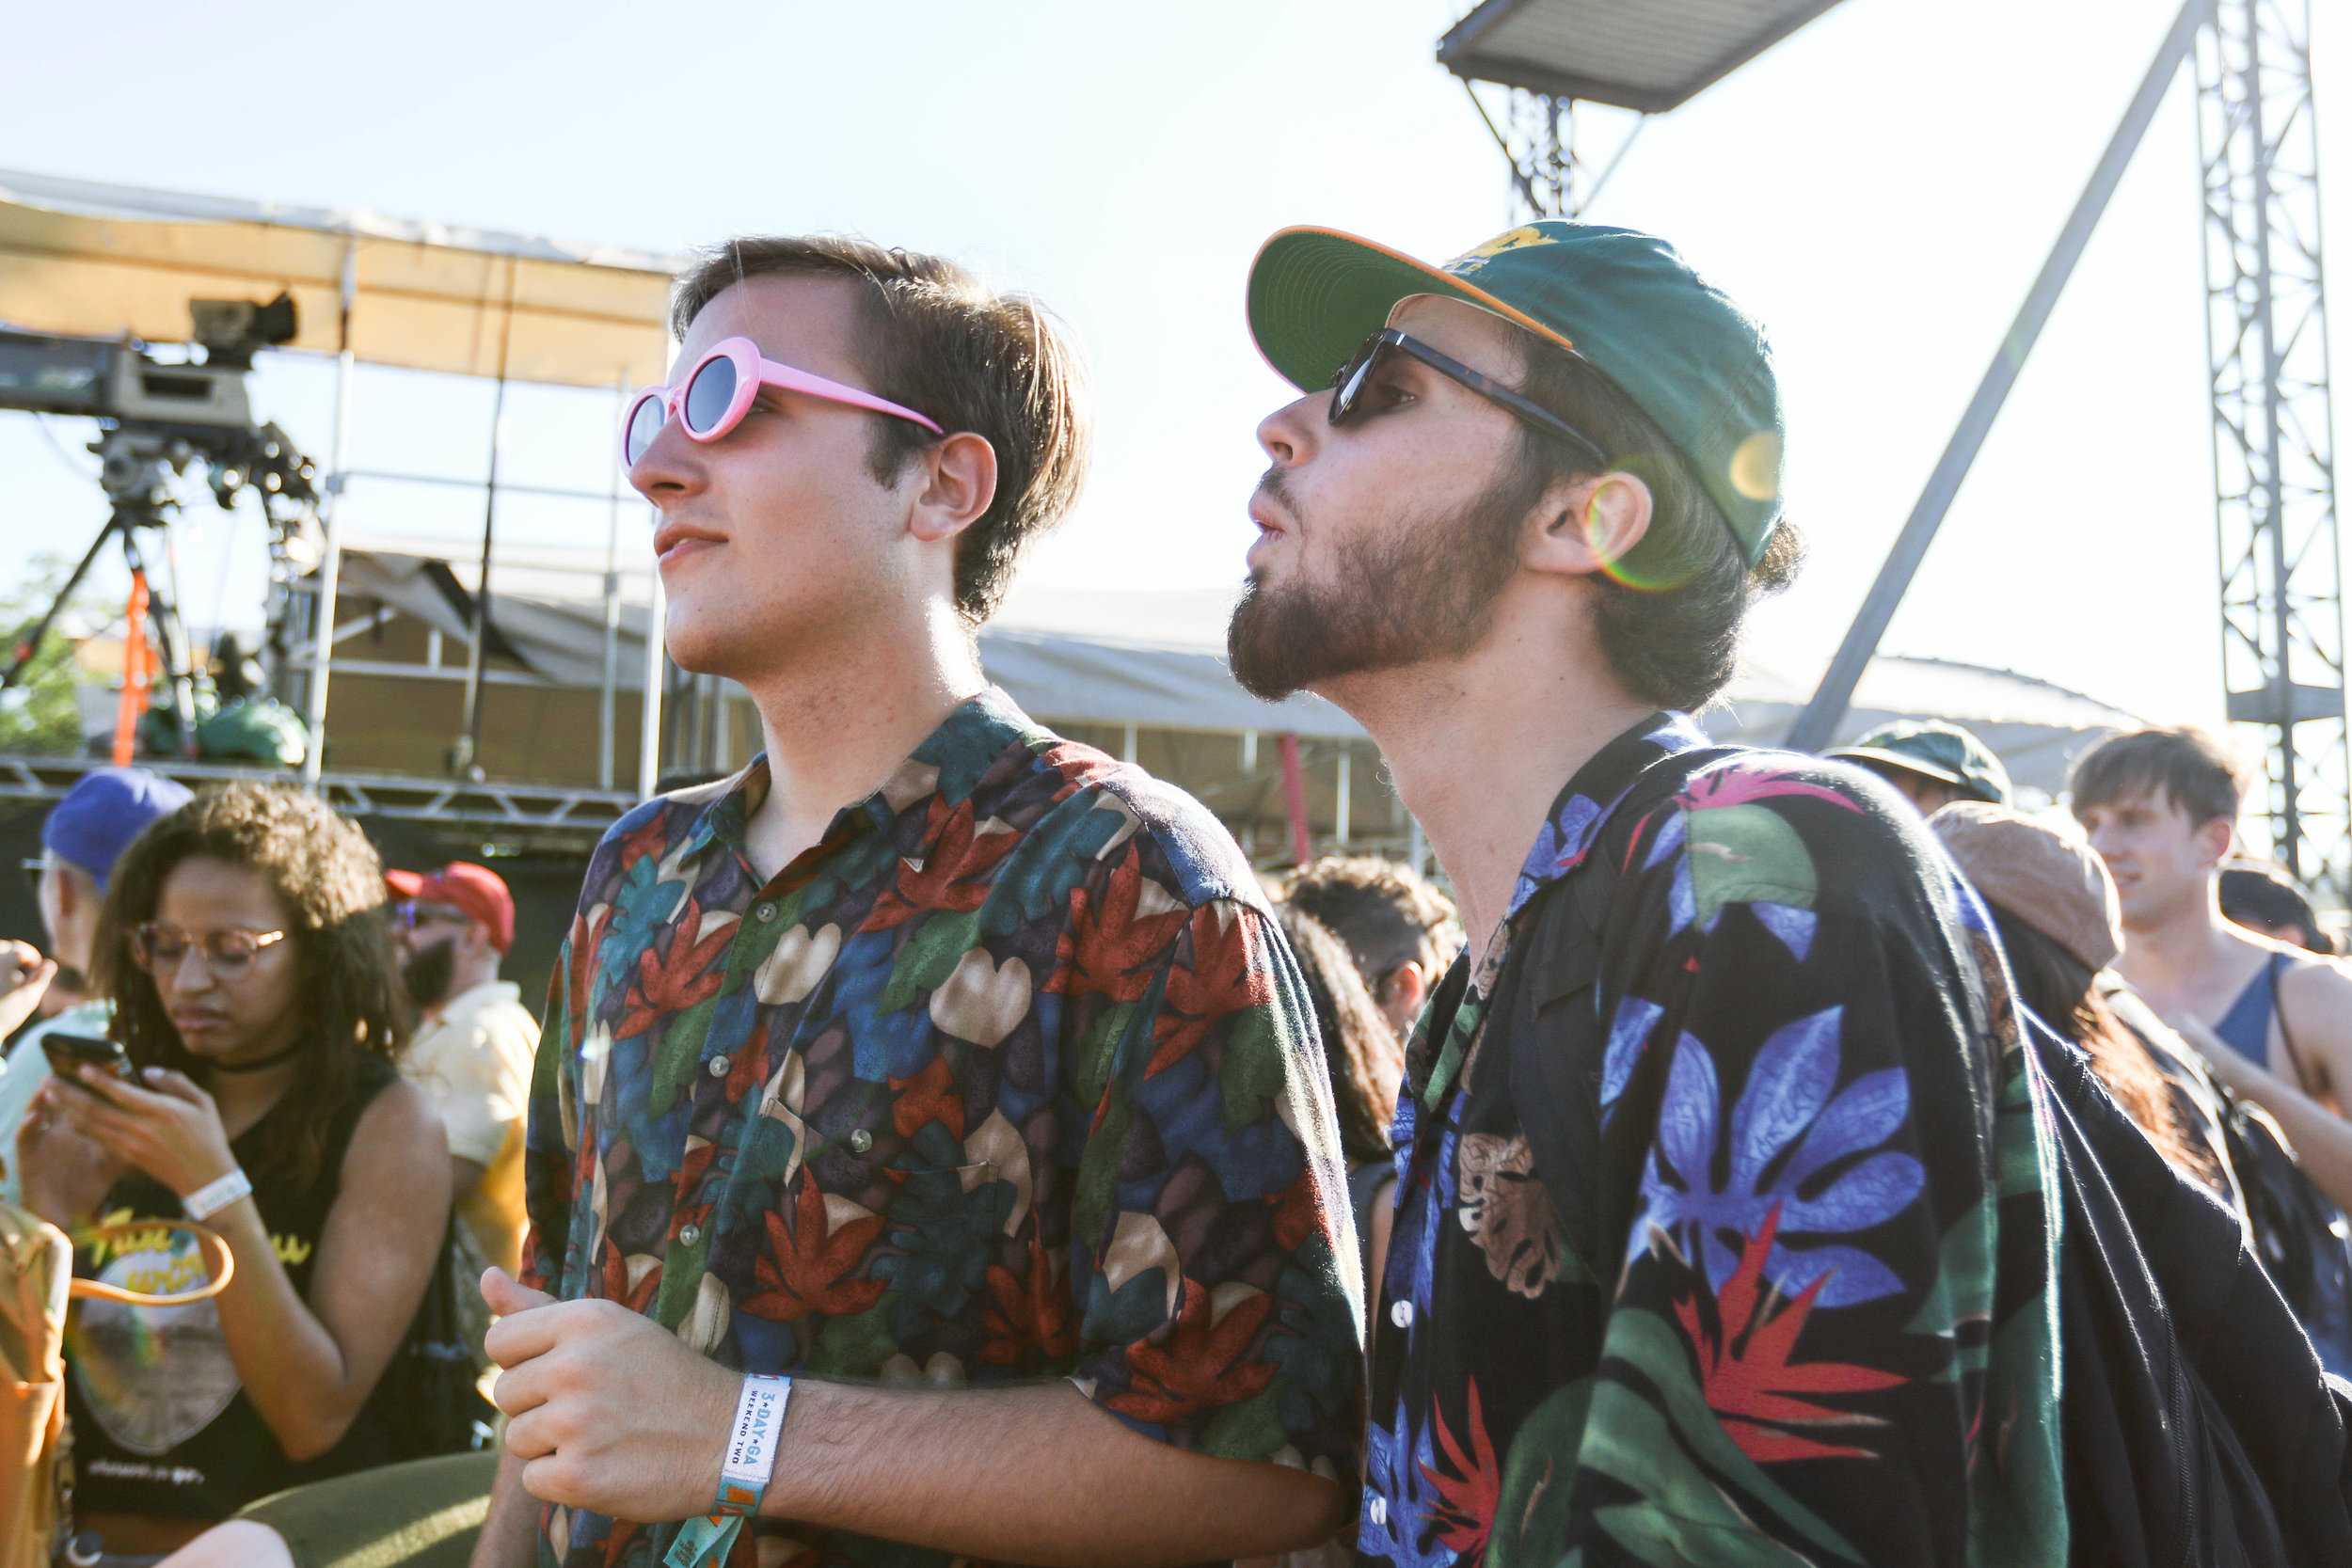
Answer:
[{"xmin": 2072, "ymin": 725, "xmax": 2352, "ymax": 1213}]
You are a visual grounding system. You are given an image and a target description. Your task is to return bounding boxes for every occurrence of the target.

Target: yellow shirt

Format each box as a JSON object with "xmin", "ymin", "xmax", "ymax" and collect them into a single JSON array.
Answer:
[{"xmin": 401, "ymin": 979, "xmax": 538, "ymax": 1298}]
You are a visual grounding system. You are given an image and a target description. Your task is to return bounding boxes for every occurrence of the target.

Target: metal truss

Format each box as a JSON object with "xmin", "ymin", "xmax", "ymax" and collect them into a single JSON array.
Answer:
[
  {"xmin": 1459, "ymin": 82, "xmax": 1645, "ymax": 220},
  {"xmin": 2196, "ymin": 0, "xmax": 2346, "ymax": 900},
  {"xmin": 0, "ymin": 752, "xmax": 635, "ymax": 851}
]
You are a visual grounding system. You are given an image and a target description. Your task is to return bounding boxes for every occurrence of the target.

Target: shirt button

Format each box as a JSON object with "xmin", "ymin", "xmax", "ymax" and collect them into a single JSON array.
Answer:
[
  {"xmin": 1369, "ymin": 1497, "xmax": 1389, "ymax": 1529},
  {"xmin": 678, "ymin": 1224, "xmax": 703, "ymax": 1248},
  {"xmin": 755, "ymin": 903, "xmax": 778, "ymax": 923},
  {"xmin": 848, "ymin": 1129, "xmax": 874, "ymax": 1154},
  {"xmin": 708, "ymin": 1055, "xmax": 731, "ymax": 1078},
  {"xmin": 1390, "ymin": 1299, "xmax": 1414, "ymax": 1330}
]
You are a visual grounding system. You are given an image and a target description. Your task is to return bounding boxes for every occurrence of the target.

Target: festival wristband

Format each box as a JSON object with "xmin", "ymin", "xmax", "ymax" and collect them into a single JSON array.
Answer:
[
  {"xmin": 182, "ymin": 1169, "xmax": 253, "ymax": 1222},
  {"xmin": 663, "ymin": 1374, "xmax": 792, "ymax": 1568}
]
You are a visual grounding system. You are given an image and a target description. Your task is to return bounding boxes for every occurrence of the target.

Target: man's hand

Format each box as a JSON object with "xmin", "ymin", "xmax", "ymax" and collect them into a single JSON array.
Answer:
[
  {"xmin": 14, "ymin": 1081, "xmax": 123, "ymax": 1227},
  {"xmin": 0, "ymin": 941, "xmax": 56, "ymax": 1041},
  {"xmin": 481, "ymin": 1267, "xmax": 739, "ymax": 1524}
]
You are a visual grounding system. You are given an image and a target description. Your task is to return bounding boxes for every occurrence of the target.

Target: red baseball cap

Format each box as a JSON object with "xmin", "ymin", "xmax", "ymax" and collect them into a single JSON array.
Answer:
[{"xmin": 386, "ymin": 862, "xmax": 516, "ymax": 954}]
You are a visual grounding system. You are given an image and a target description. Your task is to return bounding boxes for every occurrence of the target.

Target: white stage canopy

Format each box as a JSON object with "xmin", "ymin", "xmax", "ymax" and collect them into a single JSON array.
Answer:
[
  {"xmin": 329, "ymin": 543, "xmax": 2140, "ymax": 797},
  {"xmin": 0, "ymin": 166, "xmax": 688, "ymax": 390}
]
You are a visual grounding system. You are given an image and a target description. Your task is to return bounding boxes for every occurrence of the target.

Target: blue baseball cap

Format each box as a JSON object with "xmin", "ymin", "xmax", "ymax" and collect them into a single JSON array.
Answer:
[{"xmin": 41, "ymin": 768, "xmax": 194, "ymax": 889}]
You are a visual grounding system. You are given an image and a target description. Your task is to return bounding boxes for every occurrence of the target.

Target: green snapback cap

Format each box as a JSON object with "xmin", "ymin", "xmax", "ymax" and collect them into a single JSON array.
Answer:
[
  {"xmin": 1829, "ymin": 719, "xmax": 2013, "ymax": 807},
  {"xmin": 1246, "ymin": 220, "xmax": 1786, "ymax": 565}
]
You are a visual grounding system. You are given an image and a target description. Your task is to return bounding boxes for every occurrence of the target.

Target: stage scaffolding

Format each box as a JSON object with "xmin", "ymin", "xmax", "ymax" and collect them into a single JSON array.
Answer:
[
  {"xmin": 0, "ymin": 167, "xmax": 688, "ymax": 839},
  {"xmin": 1438, "ymin": 4, "xmax": 2349, "ymax": 898},
  {"xmin": 2197, "ymin": 0, "xmax": 2348, "ymax": 905}
]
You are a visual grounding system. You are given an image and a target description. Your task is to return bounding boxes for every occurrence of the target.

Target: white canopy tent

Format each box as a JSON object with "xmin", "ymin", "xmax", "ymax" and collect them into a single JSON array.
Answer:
[
  {"xmin": 0, "ymin": 166, "xmax": 688, "ymax": 791},
  {"xmin": 327, "ymin": 541, "xmax": 2141, "ymax": 803},
  {"xmin": 0, "ymin": 166, "xmax": 685, "ymax": 389}
]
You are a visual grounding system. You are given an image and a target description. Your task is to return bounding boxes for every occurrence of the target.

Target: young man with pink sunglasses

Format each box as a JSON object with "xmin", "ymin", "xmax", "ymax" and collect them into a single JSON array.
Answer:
[{"xmin": 466, "ymin": 238, "xmax": 1363, "ymax": 1568}]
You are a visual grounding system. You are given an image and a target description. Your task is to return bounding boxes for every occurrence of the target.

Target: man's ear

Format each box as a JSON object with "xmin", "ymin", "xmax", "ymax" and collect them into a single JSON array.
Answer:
[
  {"xmin": 1523, "ymin": 470, "xmax": 1653, "ymax": 579},
  {"xmin": 1383, "ymin": 960, "xmax": 1429, "ymax": 1016},
  {"xmin": 906, "ymin": 432, "xmax": 999, "ymax": 545},
  {"xmin": 2193, "ymin": 813, "xmax": 2236, "ymax": 869}
]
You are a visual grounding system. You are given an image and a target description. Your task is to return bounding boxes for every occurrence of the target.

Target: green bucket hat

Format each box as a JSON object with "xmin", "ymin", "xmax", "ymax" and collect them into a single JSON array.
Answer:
[
  {"xmin": 1246, "ymin": 220, "xmax": 1786, "ymax": 565},
  {"xmin": 1829, "ymin": 719, "xmax": 2013, "ymax": 807}
]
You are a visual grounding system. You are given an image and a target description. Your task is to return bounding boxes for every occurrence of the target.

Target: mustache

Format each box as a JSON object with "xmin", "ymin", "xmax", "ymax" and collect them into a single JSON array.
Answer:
[{"xmin": 1254, "ymin": 467, "xmax": 1300, "ymax": 519}]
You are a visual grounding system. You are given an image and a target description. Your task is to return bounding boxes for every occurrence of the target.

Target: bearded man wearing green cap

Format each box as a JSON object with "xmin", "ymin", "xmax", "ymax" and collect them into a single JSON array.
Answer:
[{"xmin": 1232, "ymin": 221, "xmax": 2069, "ymax": 1565}]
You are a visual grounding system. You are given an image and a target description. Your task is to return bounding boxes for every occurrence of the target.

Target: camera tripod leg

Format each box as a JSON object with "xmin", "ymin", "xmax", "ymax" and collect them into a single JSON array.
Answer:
[
  {"xmin": 2, "ymin": 516, "xmax": 119, "ymax": 691},
  {"xmin": 119, "ymin": 523, "xmax": 202, "ymax": 759}
]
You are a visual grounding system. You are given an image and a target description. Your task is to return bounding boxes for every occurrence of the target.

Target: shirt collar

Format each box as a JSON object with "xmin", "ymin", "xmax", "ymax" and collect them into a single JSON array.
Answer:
[
  {"xmin": 1505, "ymin": 710, "xmax": 1709, "ymax": 919},
  {"xmin": 673, "ymin": 686, "xmax": 1041, "ymax": 866}
]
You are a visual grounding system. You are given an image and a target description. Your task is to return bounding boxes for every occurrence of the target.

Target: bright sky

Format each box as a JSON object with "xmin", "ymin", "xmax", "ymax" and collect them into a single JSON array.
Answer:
[{"xmin": 3, "ymin": 0, "xmax": 2347, "ymax": 736}]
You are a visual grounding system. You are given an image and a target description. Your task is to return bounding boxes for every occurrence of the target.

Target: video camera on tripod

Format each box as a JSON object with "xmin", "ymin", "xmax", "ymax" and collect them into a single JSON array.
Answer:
[{"xmin": 0, "ymin": 293, "xmax": 323, "ymax": 763}]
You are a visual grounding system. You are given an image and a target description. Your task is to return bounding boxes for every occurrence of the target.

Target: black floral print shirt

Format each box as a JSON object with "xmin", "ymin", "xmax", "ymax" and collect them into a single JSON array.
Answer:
[{"xmin": 1359, "ymin": 713, "xmax": 2069, "ymax": 1567}]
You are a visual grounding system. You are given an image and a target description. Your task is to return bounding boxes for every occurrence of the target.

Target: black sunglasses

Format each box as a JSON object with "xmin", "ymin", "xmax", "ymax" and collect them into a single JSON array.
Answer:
[{"xmin": 1328, "ymin": 328, "xmax": 1610, "ymax": 470}]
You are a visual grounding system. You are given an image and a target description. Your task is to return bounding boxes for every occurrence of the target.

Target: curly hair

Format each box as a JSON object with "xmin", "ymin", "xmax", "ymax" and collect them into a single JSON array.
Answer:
[
  {"xmin": 1278, "ymin": 902, "xmax": 1404, "ymax": 1166},
  {"xmin": 92, "ymin": 781, "xmax": 406, "ymax": 1187},
  {"xmin": 1279, "ymin": 855, "xmax": 1462, "ymax": 990}
]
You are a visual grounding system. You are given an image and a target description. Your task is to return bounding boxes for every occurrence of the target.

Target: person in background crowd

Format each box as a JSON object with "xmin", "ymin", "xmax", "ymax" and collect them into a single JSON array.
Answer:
[
  {"xmin": 466, "ymin": 235, "xmax": 1360, "ymax": 1568},
  {"xmin": 1231, "ymin": 215, "xmax": 2066, "ymax": 1561},
  {"xmin": 1826, "ymin": 717, "xmax": 2013, "ymax": 815},
  {"xmin": 1279, "ymin": 854, "xmax": 1462, "ymax": 1038},
  {"xmin": 2220, "ymin": 860, "xmax": 2338, "ymax": 956},
  {"xmin": 1931, "ymin": 804, "xmax": 2239, "ymax": 1206},
  {"xmin": 1933, "ymin": 799, "xmax": 2352, "ymax": 1374},
  {"xmin": 0, "ymin": 766, "xmax": 194, "ymax": 1201},
  {"xmin": 13, "ymin": 782, "xmax": 451, "ymax": 1556},
  {"xmin": 1274, "ymin": 899, "xmax": 1405, "ymax": 1339},
  {"xmin": 385, "ymin": 861, "xmax": 539, "ymax": 1354},
  {"xmin": 0, "ymin": 938, "xmax": 54, "ymax": 1046},
  {"xmin": 2073, "ymin": 726, "xmax": 2352, "ymax": 1216},
  {"xmin": 1276, "ymin": 899, "xmax": 1402, "ymax": 1174}
]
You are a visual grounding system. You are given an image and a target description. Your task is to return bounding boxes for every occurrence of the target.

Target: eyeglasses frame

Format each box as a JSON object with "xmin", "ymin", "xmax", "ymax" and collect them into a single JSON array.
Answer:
[
  {"xmin": 1329, "ymin": 328, "xmax": 1611, "ymax": 471},
  {"xmin": 621, "ymin": 336, "xmax": 945, "ymax": 468},
  {"xmin": 131, "ymin": 924, "xmax": 291, "ymax": 980}
]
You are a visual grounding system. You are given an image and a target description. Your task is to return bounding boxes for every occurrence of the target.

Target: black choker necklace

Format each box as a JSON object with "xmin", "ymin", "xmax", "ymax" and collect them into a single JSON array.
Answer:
[{"xmin": 210, "ymin": 1038, "xmax": 307, "ymax": 1075}]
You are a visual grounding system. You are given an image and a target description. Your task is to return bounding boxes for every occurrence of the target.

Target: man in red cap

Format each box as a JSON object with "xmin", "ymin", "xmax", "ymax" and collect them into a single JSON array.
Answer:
[{"xmin": 386, "ymin": 861, "xmax": 539, "ymax": 1356}]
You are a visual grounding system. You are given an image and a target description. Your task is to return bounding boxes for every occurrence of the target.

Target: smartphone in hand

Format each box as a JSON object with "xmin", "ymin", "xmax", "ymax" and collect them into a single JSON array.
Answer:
[{"xmin": 40, "ymin": 1031, "xmax": 135, "ymax": 1093}]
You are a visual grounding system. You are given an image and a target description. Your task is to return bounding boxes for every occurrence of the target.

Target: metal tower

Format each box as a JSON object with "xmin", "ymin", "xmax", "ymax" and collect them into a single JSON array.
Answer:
[
  {"xmin": 1457, "ymin": 86, "xmax": 1631, "ymax": 219},
  {"xmin": 1438, "ymin": 1, "xmax": 1842, "ymax": 219},
  {"xmin": 2196, "ymin": 0, "xmax": 2347, "ymax": 902}
]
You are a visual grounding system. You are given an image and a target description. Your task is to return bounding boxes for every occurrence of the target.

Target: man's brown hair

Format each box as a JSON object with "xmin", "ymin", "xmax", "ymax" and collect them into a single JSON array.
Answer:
[
  {"xmin": 670, "ymin": 236, "xmax": 1091, "ymax": 625},
  {"xmin": 2068, "ymin": 725, "xmax": 2247, "ymax": 828},
  {"xmin": 1514, "ymin": 339, "xmax": 1805, "ymax": 713}
]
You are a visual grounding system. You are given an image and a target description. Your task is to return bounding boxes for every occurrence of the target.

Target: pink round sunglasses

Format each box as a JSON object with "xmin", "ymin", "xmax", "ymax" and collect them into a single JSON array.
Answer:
[{"xmin": 620, "ymin": 336, "xmax": 943, "ymax": 467}]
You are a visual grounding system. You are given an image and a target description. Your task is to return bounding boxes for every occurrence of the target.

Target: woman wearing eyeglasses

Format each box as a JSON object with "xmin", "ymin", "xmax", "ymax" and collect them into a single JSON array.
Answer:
[{"xmin": 16, "ymin": 781, "xmax": 454, "ymax": 1558}]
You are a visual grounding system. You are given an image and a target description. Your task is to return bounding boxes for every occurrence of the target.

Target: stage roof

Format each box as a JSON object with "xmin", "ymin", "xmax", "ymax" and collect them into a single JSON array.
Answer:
[
  {"xmin": 0, "ymin": 167, "xmax": 689, "ymax": 390},
  {"xmin": 1438, "ymin": 0, "xmax": 1848, "ymax": 113}
]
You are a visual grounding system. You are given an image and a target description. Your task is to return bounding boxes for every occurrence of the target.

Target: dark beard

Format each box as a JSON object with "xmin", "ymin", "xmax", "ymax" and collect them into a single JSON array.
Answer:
[
  {"xmin": 403, "ymin": 940, "xmax": 458, "ymax": 1009},
  {"xmin": 1226, "ymin": 458, "xmax": 1547, "ymax": 701}
]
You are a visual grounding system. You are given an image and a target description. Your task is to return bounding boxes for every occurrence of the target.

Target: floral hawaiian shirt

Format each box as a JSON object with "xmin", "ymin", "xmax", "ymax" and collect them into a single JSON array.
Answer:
[
  {"xmin": 1359, "ymin": 713, "xmax": 2069, "ymax": 1568},
  {"xmin": 520, "ymin": 689, "xmax": 1364, "ymax": 1567}
]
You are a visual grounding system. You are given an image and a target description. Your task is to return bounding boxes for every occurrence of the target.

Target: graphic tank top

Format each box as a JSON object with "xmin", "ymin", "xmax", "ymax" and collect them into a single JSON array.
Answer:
[{"xmin": 66, "ymin": 1054, "xmax": 413, "ymax": 1520}]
